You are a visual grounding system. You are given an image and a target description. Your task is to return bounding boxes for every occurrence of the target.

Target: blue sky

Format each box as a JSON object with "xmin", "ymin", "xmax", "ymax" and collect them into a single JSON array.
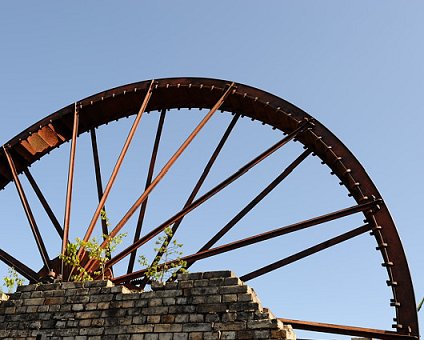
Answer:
[{"xmin": 0, "ymin": 2, "xmax": 423, "ymax": 339}]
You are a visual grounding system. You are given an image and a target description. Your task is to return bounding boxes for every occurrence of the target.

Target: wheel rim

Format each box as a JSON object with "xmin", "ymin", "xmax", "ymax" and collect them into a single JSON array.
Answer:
[{"xmin": 0, "ymin": 77, "xmax": 418, "ymax": 339}]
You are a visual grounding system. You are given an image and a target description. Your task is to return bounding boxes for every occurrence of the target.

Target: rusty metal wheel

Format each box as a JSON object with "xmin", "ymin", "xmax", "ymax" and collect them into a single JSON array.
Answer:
[{"xmin": 0, "ymin": 78, "xmax": 419, "ymax": 339}]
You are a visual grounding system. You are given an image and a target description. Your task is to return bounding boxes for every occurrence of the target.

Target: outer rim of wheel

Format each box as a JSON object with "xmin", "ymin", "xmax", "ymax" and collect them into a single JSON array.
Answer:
[{"xmin": 0, "ymin": 77, "xmax": 418, "ymax": 338}]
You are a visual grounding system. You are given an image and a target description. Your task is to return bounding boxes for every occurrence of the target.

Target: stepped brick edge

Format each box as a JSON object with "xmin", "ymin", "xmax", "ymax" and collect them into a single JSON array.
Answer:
[{"xmin": 0, "ymin": 270, "xmax": 296, "ymax": 339}]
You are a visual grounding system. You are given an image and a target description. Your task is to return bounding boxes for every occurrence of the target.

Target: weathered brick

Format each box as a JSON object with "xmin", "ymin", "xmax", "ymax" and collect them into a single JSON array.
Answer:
[
  {"xmin": 158, "ymin": 333, "xmax": 173, "ymax": 340},
  {"xmin": 0, "ymin": 273, "xmax": 295, "ymax": 340},
  {"xmin": 153, "ymin": 323, "xmax": 182, "ymax": 332},
  {"xmin": 142, "ymin": 306, "xmax": 168, "ymax": 315},
  {"xmin": 161, "ymin": 314, "xmax": 175, "ymax": 323},
  {"xmin": 189, "ymin": 314, "xmax": 204, "ymax": 322},
  {"xmin": 127, "ymin": 324, "xmax": 154, "ymax": 333},
  {"xmin": 222, "ymin": 294, "xmax": 237, "ymax": 303},
  {"xmin": 196, "ymin": 303, "xmax": 228, "ymax": 313},
  {"xmin": 67, "ymin": 295, "xmax": 90, "ymax": 304},
  {"xmin": 147, "ymin": 315, "xmax": 161, "ymax": 323},
  {"xmin": 23, "ymin": 298, "xmax": 44, "ymax": 306},
  {"xmin": 148, "ymin": 298, "xmax": 162, "ymax": 307},
  {"xmin": 182, "ymin": 323, "xmax": 212, "ymax": 332},
  {"xmin": 219, "ymin": 285, "xmax": 248, "ymax": 294},
  {"xmin": 44, "ymin": 296, "xmax": 66, "ymax": 305}
]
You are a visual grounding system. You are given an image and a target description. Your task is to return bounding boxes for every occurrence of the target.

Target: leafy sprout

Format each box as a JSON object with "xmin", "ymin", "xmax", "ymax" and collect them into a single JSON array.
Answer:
[
  {"xmin": 138, "ymin": 227, "xmax": 187, "ymax": 284},
  {"xmin": 2, "ymin": 267, "xmax": 25, "ymax": 293}
]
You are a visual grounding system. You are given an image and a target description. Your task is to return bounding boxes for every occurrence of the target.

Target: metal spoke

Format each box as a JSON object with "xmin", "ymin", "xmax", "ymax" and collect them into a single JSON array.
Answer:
[
  {"xmin": 104, "ymin": 120, "xmax": 309, "ymax": 271},
  {"xmin": 240, "ymin": 224, "xmax": 371, "ymax": 281},
  {"xmin": 82, "ymin": 80, "xmax": 155, "ymax": 245},
  {"xmin": 2, "ymin": 147, "xmax": 51, "ymax": 270},
  {"xmin": 24, "ymin": 168, "xmax": 63, "ymax": 239},
  {"xmin": 127, "ymin": 109, "xmax": 166, "ymax": 274},
  {"xmin": 201, "ymin": 149, "xmax": 311, "ymax": 252},
  {"xmin": 84, "ymin": 83, "xmax": 236, "ymax": 275},
  {"xmin": 171, "ymin": 200, "xmax": 380, "ymax": 272},
  {"xmin": 0, "ymin": 248, "xmax": 39, "ymax": 283},
  {"xmin": 112, "ymin": 201, "xmax": 379, "ymax": 284},
  {"xmin": 90, "ymin": 128, "xmax": 109, "ymax": 238},
  {"xmin": 62, "ymin": 103, "xmax": 79, "ymax": 259},
  {"xmin": 170, "ymin": 149, "xmax": 312, "ymax": 280},
  {"xmin": 142, "ymin": 113, "xmax": 240, "ymax": 280},
  {"xmin": 277, "ymin": 318, "xmax": 417, "ymax": 340}
]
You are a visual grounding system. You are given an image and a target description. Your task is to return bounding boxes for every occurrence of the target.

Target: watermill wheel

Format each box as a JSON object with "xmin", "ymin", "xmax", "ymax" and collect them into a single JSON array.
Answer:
[{"xmin": 0, "ymin": 78, "xmax": 418, "ymax": 339}]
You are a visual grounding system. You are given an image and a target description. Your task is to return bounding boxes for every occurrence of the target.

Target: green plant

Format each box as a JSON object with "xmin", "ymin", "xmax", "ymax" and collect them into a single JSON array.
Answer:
[
  {"xmin": 418, "ymin": 297, "xmax": 423, "ymax": 312},
  {"xmin": 60, "ymin": 209, "xmax": 127, "ymax": 281},
  {"xmin": 138, "ymin": 227, "xmax": 187, "ymax": 284},
  {"xmin": 60, "ymin": 232, "xmax": 127, "ymax": 281},
  {"xmin": 2, "ymin": 267, "xmax": 25, "ymax": 293}
]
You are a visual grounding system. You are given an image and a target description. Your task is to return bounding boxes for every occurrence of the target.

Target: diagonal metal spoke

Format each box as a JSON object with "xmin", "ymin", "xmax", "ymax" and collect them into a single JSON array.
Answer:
[
  {"xmin": 62, "ymin": 103, "xmax": 79, "ymax": 260},
  {"xmin": 84, "ymin": 83, "xmax": 236, "ymax": 275},
  {"xmin": 112, "ymin": 200, "xmax": 380, "ymax": 284},
  {"xmin": 142, "ymin": 113, "xmax": 240, "ymax": 280},
  {"xmin": 277, "ymin": 318, "xmax": 417, "ymax": 340},
  {"xmin": 171, "ymin": 149, "xmax": 312, "ymax": 280},
  {"xmin": 127, "ymin": 109, "xmax": 166, "ymax": 274},
  {"xmin": 90, "ymin": 128, "xmax": 109, "ymax": 238},
  {"xmin": 240, "ymin": 224, "xmax": 371, "ymax": 281},
  {"xmin": 0, "ymin": 248, "xmax": 39, "ymax": 283},
  {"xmin": 201, "ymin": 150, "xmax": 312, "ymax": 252},
  {"xmin": 82, "ymin": 80, "xmax": 155, "ymax": 244},
  {"xmin": 3, "ymin": 147, "xmax": 51, "ymax": 270},
  {"xmin": 104, "ymin": 120, "xmax": 310, "ymax": 272},
  {"xmin": 172, "ymin": 199, "xmax": 381, "ymax": 273},
  {"xmin": 24, "ymin": 168, "xmax": 63, "ymax": 239}
]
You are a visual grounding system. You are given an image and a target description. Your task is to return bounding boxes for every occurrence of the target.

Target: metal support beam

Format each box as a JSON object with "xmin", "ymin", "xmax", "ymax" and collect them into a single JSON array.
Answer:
[
  {"xmin": 62, "ymin": 103, "xmax": 79, "ymax": 260},
  {"xmin": 142, "ymin": 113, "xmax": 240, "ymax": 283},
  {"xmin": 105, "ymin": 120, "xmax": 310, "ymax": 271},
  {"xmin": 278, "ymin": 318, "xmax": 417, "ymax": 340},
  {"xmin": 112, "ymin": 201, "xmax": 379, "ymax": 284},
  {"xmin": 84, "ymin": 83, "xmax": 235, "ymax": 275},
  {"xmin": 0, "ymin": 248, "xmax": 39, "ymax": 283},
  {"xmin": 83, "ymin": 80, "xmax": 155, "ymax": 244},
  {"xmin": 127, "ymin": 109, "xmax": 166, "ymax": 274},
  {"xmin": 24, "ymin": 168, "xmax": 63, "ymax": 239},
  {"xmin": 3, "ymin": 147, "xmax": 51, "ymax": 270},
  {"xmin": 240, "ymin": 224, "xmax": 371, "ymax": 281},
  {"xmin": 90, "ymin": 128, "xmax": 109, "ymax": 238}
]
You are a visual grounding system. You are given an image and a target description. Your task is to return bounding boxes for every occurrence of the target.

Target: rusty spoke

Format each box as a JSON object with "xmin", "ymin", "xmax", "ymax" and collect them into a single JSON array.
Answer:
[
  {"xmin": 105, "ymin": 120, "xmax": 309, "ymax": 271},
  {"xmin": 90, "ymin": 128, "xmax": 109, "ymax": 238},
  {"xmin": 175, "ymin": 149, "xmax": 312, "ymax": 277},
  {"xmin": 278, "ymin": 318, "xmax": 417, "ymax": 340},
  {"xmin": 62, "ymin": 103, "xmax": 79, "ymax": 260},
  {"xmin": 2, "ymin": 147, "xmax": 51, "ymax": 270},
  {"xmin": 112, "ymin": 201, "xmax": 379, "ymax": 284},
  {"xmin": 23, "ymin": 168, "xmax": 63, "ymax": 239},
  {"xmin": 240, "ymin": 224, "xmax": 371, "ymax": 281},
  {"xmin": 84, "ymin": 83, "xmax": 236, "ymax": 275},
  {"xmin": 201, "ymin": 149, "xmax": 312, "ymax": 252},
  {"xmin": 82, "ymin": 80, "xmax": 155, "ymax": 245},
  {"xmin": 172, "ymin": 199, "xmax": 381, "ymax": 272},
  {"xmin": 140, "ymin": 113, "xmax": 240, "ymax": 284},
  {"xmin": 127, "ymin": 109, "xmax": 166, "ymax": 274},
  {"xmin": 0, "ymin": 248, "xmax": 39, "ymax": 283}
]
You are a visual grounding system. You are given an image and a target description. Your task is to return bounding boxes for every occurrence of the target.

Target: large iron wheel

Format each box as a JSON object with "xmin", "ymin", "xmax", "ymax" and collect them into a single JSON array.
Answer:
[{"xmin": 0, "ymin": 78, "xmax": 419, "ymax": 339}]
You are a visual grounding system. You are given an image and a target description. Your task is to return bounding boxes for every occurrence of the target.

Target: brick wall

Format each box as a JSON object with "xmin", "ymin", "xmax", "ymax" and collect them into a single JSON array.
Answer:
[{"xmin": 0, "ymin": 271, "xmax": 296, "ymax": 339}]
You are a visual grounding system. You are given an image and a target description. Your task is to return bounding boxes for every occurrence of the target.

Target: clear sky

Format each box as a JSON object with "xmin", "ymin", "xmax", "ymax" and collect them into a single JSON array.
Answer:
[{"xmin": 0, "ymin": 2, "xmax": 423, "ymax": 339}]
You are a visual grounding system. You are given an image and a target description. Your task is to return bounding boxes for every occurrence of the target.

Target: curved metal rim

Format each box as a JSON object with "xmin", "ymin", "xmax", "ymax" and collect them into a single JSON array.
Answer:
[{"xmin": 0, "ymin": 77, "xmax": 418, "ymax": 337}]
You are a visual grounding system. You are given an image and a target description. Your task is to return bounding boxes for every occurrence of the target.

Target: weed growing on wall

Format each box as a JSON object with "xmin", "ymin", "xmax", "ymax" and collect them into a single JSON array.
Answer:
[
  {"xmin": 60, "ymin": 232, "xmax": 127, "ymax": 281},
  {"xmin": 2, "ymin": 267, "xmax": 25, "ymax": 293},
  {"xmin": 138, "ymin": 227, "xmax": 187, "ymax": 284}
]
